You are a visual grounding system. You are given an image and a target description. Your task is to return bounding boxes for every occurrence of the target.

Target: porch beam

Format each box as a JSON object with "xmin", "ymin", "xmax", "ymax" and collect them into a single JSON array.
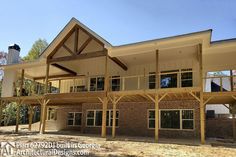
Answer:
[
  {"xmin": 44, "ymin": 63, "xmax": 50, "ymax": 94},
  {"xmin": 156, "ymin": 50, "xmax": 160, "ymax": 89},
  {"xmin": 51, "ymin": 63, "xmax": 77, "ymax": 75},
  {"xmin": 34, "ymin": 74, "xmax": 77, "ymax": 80},
  {"xmin": 109, "ymin": 56, "xmax": 128, "ymax": 71},
  {"xmin": 48, "ymin": 50, "xmax": 107, "ymax": 64}
]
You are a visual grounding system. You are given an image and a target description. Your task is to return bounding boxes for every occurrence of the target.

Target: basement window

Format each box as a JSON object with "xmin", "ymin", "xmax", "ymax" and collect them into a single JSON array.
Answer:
[
  {"xmin": 67, "ymin": 112, "xmax": 82, "ymax": 126},
  {"xmin": 148, "ymin": 109, "xmax": 194, "ymax": 130},
  {"xmin": 86, "ymin": 110, "xmax": 119, "ymax": 127},
  {"xmin": 47, "ymin": 108, "xmax": 57, "ymax": 120},
  {"xmin": 148, "ymin": 110, "xmax": 155, "ymax": 129}
]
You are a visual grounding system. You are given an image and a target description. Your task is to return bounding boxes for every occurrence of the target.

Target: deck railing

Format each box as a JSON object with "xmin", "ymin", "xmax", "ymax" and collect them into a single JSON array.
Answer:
[{"xmin": 204, "ymin": 75, "xmax": 236, "ymax": 92}]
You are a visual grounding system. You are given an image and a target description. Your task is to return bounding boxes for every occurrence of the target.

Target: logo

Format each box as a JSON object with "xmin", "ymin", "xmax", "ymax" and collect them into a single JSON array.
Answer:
[{"xmin": 0, "ymin": 142, "xmax": 15, "ymax": 156}]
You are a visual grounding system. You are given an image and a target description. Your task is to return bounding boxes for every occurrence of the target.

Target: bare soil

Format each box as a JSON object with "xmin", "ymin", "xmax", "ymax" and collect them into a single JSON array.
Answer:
[{"xmin": 0, "ymin": 126, "xmax": 236, "ymax": 157}]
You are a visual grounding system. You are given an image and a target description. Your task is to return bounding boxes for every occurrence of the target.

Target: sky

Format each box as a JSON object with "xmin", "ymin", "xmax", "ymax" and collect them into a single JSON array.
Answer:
[{"xmin": 0, "ymin": 0, "xmax": 236, "ymax": 57}]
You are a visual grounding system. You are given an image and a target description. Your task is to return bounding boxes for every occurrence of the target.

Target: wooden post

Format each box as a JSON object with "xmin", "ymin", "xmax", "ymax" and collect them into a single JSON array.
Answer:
[
  {"xmin": 232, "ymin": 105, "xmax": 236, "ymax": 141},
  {"xmin": 58, "ymin": 80, "xmax": 61, "ymax": 93},
  {"xmin": 156, "ymin": 50, "xmax": 159, "ymax": 89},
  {"xmin": 28, "ymin": 105, "xmax": 33, "ymax": 131},
  {"xmin": 15, "ymin": 100, "xmax": 20, "ymax": 133},
  {"xmin": 101, "ymin": 52, "xmax": 109, "ymax": 138},
  {"xmin": 230, "ymin": 70, "xmax": 234, "ymax": 91},
  {"xmin": 19, "ymin": 69, "xmax": 25, "ymax": 96},
  {"xmin": 199, "ymin": 44, "xmax": 205, "ymax": 144},
  {"xmin": 0, "ymin": 101, "xmax": 2, "ymax": 127},
  {"xmin": 44, "ymin": 64, "xmax": 50, "ymax": 94},
  {"xmin": 40, "ymin": 99, "xmax": 48, "ymax": 134},
  {"xmin": 155, "ymin": 94, "xmax": 159, "ymax": 142},
  {"xmin": 112, "ymin": 101, "xmax": 117, "ymax": 138}
]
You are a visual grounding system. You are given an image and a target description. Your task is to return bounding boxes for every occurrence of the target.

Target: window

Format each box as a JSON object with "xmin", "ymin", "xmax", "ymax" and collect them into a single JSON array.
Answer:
[
  {"xmin": 111, "ymin": 76, "xmax": 120, "ymax": 91},
  {"xmin": 86, "ymin": 110, "xmax": 119, "ymax": 127},
  {"xmin": 161, "ymin": 70, "xmax": 178, "ymax": 88},
  {"xmin": 90, "ymin": 77, "xmax": 105, "ymax": 91},
  {"xmin": 149, "ymin": 72, "xmax": 156, "ymax": 89},
  {"xmin": 161, "ymin": 110, "xmax": 180, "ymax": 129},
  {"xmin": 181, "ymin": 69, "xmax": 193, "ymax": 87},
  {"xmin": 182, "ymin": 110, "xmax": 194, "ymax": 129},
  {"xmin": 148, "ymin": 109, "xmax": 194, "ymax": 130},
  {"xmin": 47, "ymin": 108, "xmax": 57, "ymax": 120},
  {"xmin": 148, "ymin": 110, "xmax": 155, "ymax": 128},
  {"xmin": 67, "ymin": 112, "xmax": 82, "ymax": 126}
]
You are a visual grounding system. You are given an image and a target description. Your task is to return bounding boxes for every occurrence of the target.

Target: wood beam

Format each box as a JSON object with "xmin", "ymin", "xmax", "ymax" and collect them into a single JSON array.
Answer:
[
  {"xmin": 189, "ymin": 91, "xmax": 200, "ymax": 102},
  {"xmin": 74, "ymin": 28, "xmax": 79, "ymax": 53},
  {"xmin": 101, "ymin": 97, "xmax": 108, "ymax": 138},
  {"xmin": 51, "ymin": 63, "xmax": 77, "ymax": 75},
  {"xmin": 39, "ymin": 99, "xmax": 50, "ymax": 134},
  {"xmin": 15, "ymin": 99, "xmax": 22, "ymax": 133},
  {"xmin": 34, "ymin": 74, "xmax": 77, "ymax": 80},
  {"xmin": 109, "ymin": 56, "xmax": 128, "ymax": 71},
  {"xmin": 48, "ymin": 50, "xmax": 107, "ymax": 64},
  {"xmin": 20, "ymin": 69, "xmax": 25, "ymax": 96},
  {"xmin": 62, "ymin": 44, "xmax": 75, "ymax": 56},
  {"xmin": 48, "ymin": 26, "xmax": 76, "ymax": 59},
  {"xmin": 77, "ymin": 37, "xmax": 92, "ymax": 54}
]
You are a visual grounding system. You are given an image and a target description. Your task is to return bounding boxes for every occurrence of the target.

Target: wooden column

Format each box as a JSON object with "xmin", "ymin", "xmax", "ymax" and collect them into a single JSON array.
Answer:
[
  {"xmin": 0, "ymin": 101, "xmax": 2, "ymax": 127},
  {"xmin": 155, "ymin": 50, "xmax": 160, "ymax": 142},
  {"xmin": 19, "ymin": 69, "xmax": 25, "ymax": 96},
  {"xmin": 155, "ymin": 94, "xmax": 159, "ymax": 142},
  {"xmin": 15, "ymin": 100, "xmax": 20, "ymax": 133},
  {"xmin": 112, "ymin": 101, "xmax": 117, "ymax": 138},
  {"xmin": 58, "ymin": 80, "xmax": 61, "ymax": 93},
  {"xmin": 230, "ymin": 70, "xmax": 234, "ymax": 91},
  {"xmin": 232, "ymin": 105, "xmax": 236, "ymax": 141},
  {"xmin": 101, "ymin": 52, "xmax": 109, "ymax": 138},
  {"xmin": 40, "ymin": 99, "xmax": 48, "ymax": 134},
  {"xmin": 44, "ymin": 64, "xmax": 50, "ymax": 94},
  {"xmin": 199, "ymin": 44, "xmax": 205, "ymax": 144},
  {"xmin": 28, "ymin": 105, "xmax": 33, "ymax": 131}
]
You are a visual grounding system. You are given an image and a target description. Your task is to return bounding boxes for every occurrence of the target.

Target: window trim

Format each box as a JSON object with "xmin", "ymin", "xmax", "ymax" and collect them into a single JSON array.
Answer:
[
  {"xmin": 147, "ymin": 109, "xmax": 195, "ymax": 131},
  {"xmin": 67, "ymin": 112, "xmax": 82, "ymax": 126},
  {"xmin": 86, "ymin": 109, "xmax": 119, "ymax": 128},
  {"xmin": 47, "ymin": 107, "xmax": 57, "ymax": 121}
]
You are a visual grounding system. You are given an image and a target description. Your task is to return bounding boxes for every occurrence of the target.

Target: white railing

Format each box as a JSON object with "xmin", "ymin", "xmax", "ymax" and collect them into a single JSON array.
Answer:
[{"xmin": 204, "ymin": 75, "xmax": 236, "ymax": 92}]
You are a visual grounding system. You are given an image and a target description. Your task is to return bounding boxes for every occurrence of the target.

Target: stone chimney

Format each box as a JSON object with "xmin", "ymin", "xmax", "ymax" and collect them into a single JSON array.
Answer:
[{"xmin": 7, "ymin": 44, "xmax": 20, "ymax": 64}]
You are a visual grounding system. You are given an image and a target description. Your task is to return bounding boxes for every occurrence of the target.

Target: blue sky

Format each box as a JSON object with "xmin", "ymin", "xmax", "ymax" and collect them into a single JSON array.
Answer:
[{"xmin": 0, "ymin": 0, "xmax": 236, "ymax": 57}]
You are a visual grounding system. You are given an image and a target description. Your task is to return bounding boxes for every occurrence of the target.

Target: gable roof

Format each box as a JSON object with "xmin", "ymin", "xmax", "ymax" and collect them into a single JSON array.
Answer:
[{"xmin": 40, "ymin": 17, "xmax": 112, "ymax": 58}]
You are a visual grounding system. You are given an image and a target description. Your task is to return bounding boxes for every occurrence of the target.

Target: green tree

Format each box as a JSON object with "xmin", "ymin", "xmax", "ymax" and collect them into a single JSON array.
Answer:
[{"xmin": 23, "ymin": 38, "xmax": 48, "ymax": 61}]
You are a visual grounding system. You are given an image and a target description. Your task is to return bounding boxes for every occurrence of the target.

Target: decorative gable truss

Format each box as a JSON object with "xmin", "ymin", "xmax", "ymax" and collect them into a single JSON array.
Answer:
[{"xmin": 47, "ymin": 25, "xmax": 127, "ymax": 71}]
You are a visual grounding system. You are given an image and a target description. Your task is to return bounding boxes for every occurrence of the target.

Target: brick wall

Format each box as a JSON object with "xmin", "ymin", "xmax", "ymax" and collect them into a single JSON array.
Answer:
[
  {"xmin": 206, "ymin": 118, "xmax": 233, "ymax": 139},
  {"xmin": 81, "ymin": 100, "xmax": 200, "ymax": 139}
]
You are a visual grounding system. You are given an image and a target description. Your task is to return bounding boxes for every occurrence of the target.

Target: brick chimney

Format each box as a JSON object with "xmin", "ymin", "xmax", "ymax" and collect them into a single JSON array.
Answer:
[{"xmin": 7, "ymin": 44, "xmax": 20, "ymax": 64}]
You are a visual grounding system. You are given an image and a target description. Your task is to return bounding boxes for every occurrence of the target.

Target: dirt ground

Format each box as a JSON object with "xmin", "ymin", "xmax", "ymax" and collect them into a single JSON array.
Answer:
[{"xmin": 0, "ymin": 126, "xmax": 236, "ymax": 157}]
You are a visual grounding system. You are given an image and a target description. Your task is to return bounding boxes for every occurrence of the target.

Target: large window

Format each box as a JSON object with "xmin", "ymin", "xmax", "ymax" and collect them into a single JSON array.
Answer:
[
  {"xmin": 148, "ymin": 109, "xmax": 194, "ymax": 130},
  {"xmin": 86, "ymin": 110, "xmax": 119, "ymax": 127},
  {"xmin": 90, "ymin": 77, "xmax": 104, "ymax": 91},
  {"xmin": 67, "ymin": 112, "xmax": 82, "ymax": 126}
]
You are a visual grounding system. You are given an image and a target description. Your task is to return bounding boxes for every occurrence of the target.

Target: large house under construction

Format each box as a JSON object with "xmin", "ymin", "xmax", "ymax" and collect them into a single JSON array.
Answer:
[{"xmin": 1, "ymin": 18, "xmax": 236, "ymax": 144}]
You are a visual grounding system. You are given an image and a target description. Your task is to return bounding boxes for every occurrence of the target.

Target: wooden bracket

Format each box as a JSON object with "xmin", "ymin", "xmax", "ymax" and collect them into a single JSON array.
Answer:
[{"xmin": 189, "ymin": 91, "xmax": 200, "ymax": 102}]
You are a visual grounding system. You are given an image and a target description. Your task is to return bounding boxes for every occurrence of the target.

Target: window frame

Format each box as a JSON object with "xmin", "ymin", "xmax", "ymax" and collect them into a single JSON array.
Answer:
[
  {"xmin": 67, "ymin": 112, "xmax": 82, "ymax": 126},
  {"xmin": 47, "ymin": 107, "xmax": 57, "ymax": 121},
  {"xmin": 86, "ymin": 109, "xmax": 119, "ymax": 127},
  {"xmin": 147, "ymin": 109, "xmax": 194, "ymax": 131}
]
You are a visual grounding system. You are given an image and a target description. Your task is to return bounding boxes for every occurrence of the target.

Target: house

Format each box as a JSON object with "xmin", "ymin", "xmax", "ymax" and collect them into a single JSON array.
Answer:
[{"xmin": 0, "ymin": 18, "xmax": 236, "ymax": 144}]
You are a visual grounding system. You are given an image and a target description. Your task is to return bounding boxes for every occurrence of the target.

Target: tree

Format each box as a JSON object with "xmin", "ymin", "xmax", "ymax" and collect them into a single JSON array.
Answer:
[{"xmin": 23, "ymin": 38, "xmax": 48, "ymax": 61}]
